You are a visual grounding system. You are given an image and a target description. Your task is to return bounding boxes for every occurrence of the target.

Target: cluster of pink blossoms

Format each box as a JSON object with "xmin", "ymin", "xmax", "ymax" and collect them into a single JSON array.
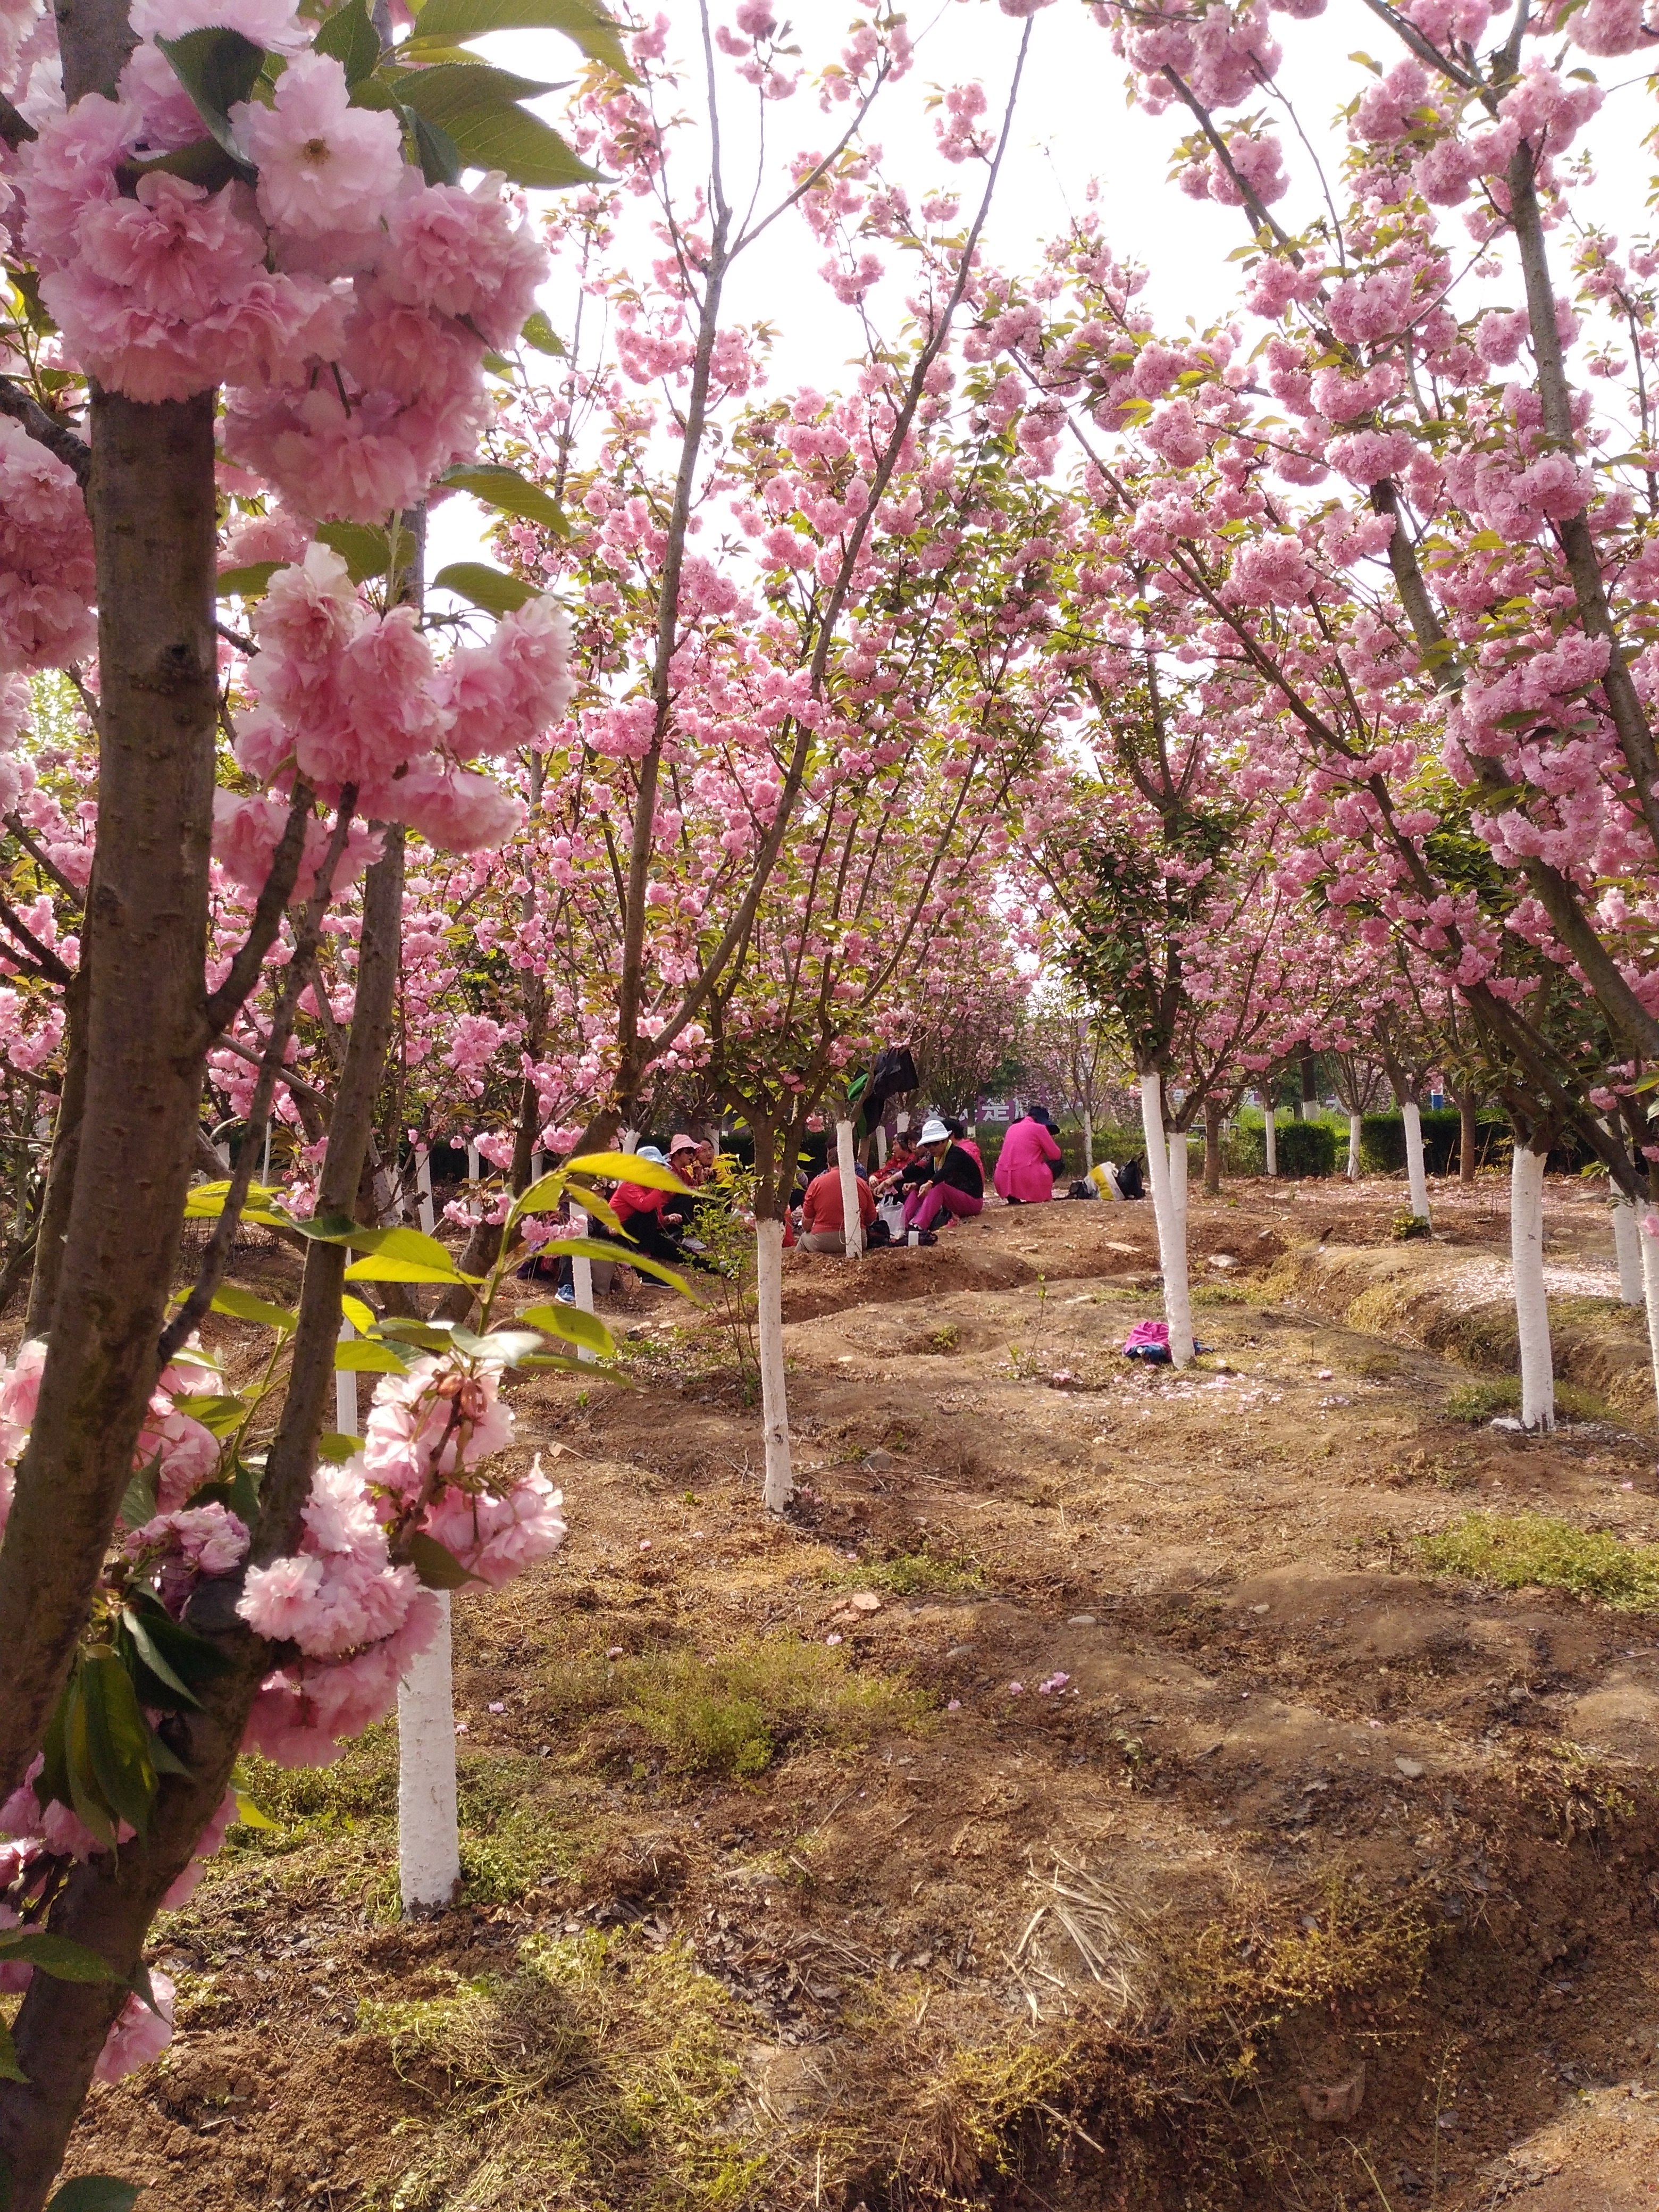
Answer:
[
  {"xmin": 239, "ymin": 1354, "xmax": 564, "ymax": 1765},
  {"xmin": 214, "ymin": 542, "xmax": 574, "ymax": 867},
  {"xmin": 0, "ymin": 419, "xmax": 95, "ymax": 673},
  {"xmin": 0, "ymin": 1327, "xmax": 566, "ymax": 2080},
  {"xmin": 13, "ymin": 0, "xmax": 546, "ymax": 523}
]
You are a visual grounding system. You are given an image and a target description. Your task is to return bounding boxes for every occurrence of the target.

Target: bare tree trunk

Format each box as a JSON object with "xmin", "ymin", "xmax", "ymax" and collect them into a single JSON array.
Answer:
[
  {"xmin": 1202, "ymin": 1096, "xmax": 1222, "ymax": 1197},
  {"xmin": 0, "ymin": 389, "xmax": 217, "ymax": 1807}
]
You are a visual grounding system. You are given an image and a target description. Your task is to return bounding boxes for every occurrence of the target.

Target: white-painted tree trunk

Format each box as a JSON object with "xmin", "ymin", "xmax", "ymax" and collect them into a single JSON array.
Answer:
[
  {"xmin": 569, "ymin": 1206, "xmax": 596, "ymax": 1363},
  {"xmin": 756, "ymin": 1217, "xmax": 792, "ymax": 1509},
  {"xmin": 335, "ymin": 1293, "xmax": 357, "ymax": 1437},
  {"xmin": 1346, "ymin": 1113, "xmax": 1362, "ymax": 1183},
  {"xmin": 1403, "ymin": 1100, "xmax": 1430, "ymax": 1224},
  {"xmin": 875, "ymin": 1125, "xmax": 887, "ymax": 1168},
  {"xmin": 1081, "ymin": 1110, "xmax": 1093, "ymax": 1172},
  {"xmin": 835, "ymin": 1117, "xmax": 862, "ymax": 1260},
  {"xmin": 398, "ymin": 1589, "xmax": 461, "ymax": 1915},
  {"xmin": 416, "ymin": 1146, "xmax": 434, "ymax": 1235},
  {"xmin": 261, "ymin": 1122, "xmax": 272, "ymax": 1185},
  {"xmin": 1139, "ymin": 1073, "xmax": 1195, "ymax": 1369},
  {"xmin": 1262, "ymin": 1096, "xmax": 1277, "ymax": 1178},
  {"xmin": 466, "ymin": 1140, "xmax": 480, "ymax": 1181},
  {"xmin": 1510, "ymin": 1144, "xmax": 1555, "ymax": 1434},
  {"xmin": 621, "ymin": 1128, "xmax": 639, "ymax": 1153},
  {"xmin": 1639, "ymin": 1215, "xmax": 1659, "ymax": 1428},
  {"xmin": 1612, "ymin": 1192, "xmax": 1643, "ymax": 1305}
]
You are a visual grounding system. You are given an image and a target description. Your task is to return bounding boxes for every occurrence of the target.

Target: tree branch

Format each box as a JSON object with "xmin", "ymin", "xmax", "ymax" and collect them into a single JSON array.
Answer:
[
  {"xmin": 201, "ymin": 782, "xmax": 328, "ymax": 1040},
  {"xmin": 0, "ymin": 380, "xmax": 89, "ymax": 488}
]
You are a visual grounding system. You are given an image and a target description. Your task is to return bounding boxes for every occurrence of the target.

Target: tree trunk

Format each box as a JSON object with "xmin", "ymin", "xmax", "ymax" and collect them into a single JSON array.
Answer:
[
  {"xmin": 1640, "ymin": 1212, "xmax": 1659, "ymax": 1431},
  {"xmin": 1202, "ymin": 1097, "xmax": 1221, "ymax": 1197},
  {"xmin": 23, "ymin": 971, "xmax": 87, "ymax": 1336},
  {"xmin": 1402, "ymin": 1099, "xmax": 1430, "ymax": 1224},
  {"xmin": 1080, "ymin": 1109, "xmax": 1092, "ymax": 1173},
  {"xmin": 1346, "ymin": 1113, "xmax": 1362, "ymax": 1183},
  {"xmin": 1300, "ymin": 1050, "xmax": 1317, "ymax": 1121},
  {"xmin": 1511, "ymin": 1142, "xmax": 1555, "ymax": 1435},
  {"xmin": 0, "ymin": 833, "xmax": 407, "ymax": 2208},
  {"xmin": 0, "ymin": 390, "xmax": 217, "ymax": 1809},
  {"xmin": 1262, "ymin": 1093, "xmax": 1277, "ymax": 1177},
  {"xmin": 1459, "ymin": 1092, "xmax": 1478, "ymax": 1186},
  {"xmin": 1139, "ymin": 1073, "xmax": 1194, "ymax": 1369},
  {"xmin": 1612, "ymin": 1192, "xmax": 1644, "ymax": 1306},
  {"xmin": 398, "ymin": 1589, "xmax": 460, "ymax": 1914},
  {"xmin": 835, "ymin": 1117, "xmax": 862, "ymax": 1260},
  {"xmin": 756, "ymin": 1217, "xmax": 791, "ymax": 1510}
]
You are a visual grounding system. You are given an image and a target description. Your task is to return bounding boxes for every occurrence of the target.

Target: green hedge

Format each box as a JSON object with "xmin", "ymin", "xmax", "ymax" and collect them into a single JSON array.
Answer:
[{"xmin": 1222, "ymin": 1120, "xmax": 1336, "ymax": 1178}]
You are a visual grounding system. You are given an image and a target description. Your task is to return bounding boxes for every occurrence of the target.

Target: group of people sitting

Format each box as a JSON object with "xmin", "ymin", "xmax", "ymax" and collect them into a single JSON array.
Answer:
[
  {"xmin": 794, "ymin": 1103, "xmax": 1068, "ymax": 1251},
  {"xmin": 527, "ymin": 1103, "xmax": 1086, "ymax": 1291}
]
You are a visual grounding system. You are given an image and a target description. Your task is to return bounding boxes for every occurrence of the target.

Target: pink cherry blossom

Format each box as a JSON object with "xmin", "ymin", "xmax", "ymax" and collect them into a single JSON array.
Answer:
[{"xmin": 233, "ymin": 52, "xmax": 404, "ymax": 247}]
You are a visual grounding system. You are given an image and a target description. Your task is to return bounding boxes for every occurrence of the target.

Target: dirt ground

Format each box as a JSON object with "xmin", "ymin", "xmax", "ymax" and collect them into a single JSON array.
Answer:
[{"xmin": 61, "ymin": 1172, "xmax": 1659, "ymax": 2211}]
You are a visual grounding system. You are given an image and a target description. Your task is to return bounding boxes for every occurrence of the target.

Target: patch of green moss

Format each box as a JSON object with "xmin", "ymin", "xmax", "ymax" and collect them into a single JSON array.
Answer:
[{"xmin": 1418, "ymin": 1511, "xmax": 1659, "ymax": 1610}]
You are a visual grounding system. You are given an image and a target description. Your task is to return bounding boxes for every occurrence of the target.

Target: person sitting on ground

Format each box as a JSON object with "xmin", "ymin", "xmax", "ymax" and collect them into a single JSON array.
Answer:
[
  {"xmin": 995, "ymin": 1103, "xmax": 1063, "ymax": 1205},
  {"xmin": 873, "ymin": 1131, "xmax": 918, "ymax": 1195},
  {"xmin": 901, "ymin": 1117, "xmax": 985, "ymax": 1242},
  {"xmin": 609, "ymin": 1141, "xmax": 696, "ymax": 1268},
  {"xmin": 797, "ymin": 1143, "xmax": 877, "ymax": 1252},
  {"xmin": 945, "ymin": 1116, "xmax": 984, "ymax": 1172}
]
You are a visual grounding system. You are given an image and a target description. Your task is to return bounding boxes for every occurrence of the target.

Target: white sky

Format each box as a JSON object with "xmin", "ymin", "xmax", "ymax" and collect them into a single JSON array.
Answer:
[{"xmin": 429, "ymin": 0, "xmax": 1659, "ymax": 580}]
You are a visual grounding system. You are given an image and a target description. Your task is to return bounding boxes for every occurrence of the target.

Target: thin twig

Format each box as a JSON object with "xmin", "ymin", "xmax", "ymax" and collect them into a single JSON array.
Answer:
[{"xmin": 162, "ymin": 802, "xmax": 357, "ymax": 1361}]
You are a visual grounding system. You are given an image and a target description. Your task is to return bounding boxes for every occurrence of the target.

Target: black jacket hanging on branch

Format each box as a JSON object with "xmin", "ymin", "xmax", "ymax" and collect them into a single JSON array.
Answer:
[{"xmin": 861, "ymin": 1045, "xmax": 919, "ymax": 1125}]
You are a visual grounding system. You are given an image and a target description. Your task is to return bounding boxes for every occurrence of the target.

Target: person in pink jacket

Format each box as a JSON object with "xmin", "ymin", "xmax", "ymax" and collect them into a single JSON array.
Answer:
[{"xmin": 994, "ymin": 1107, "xmax": 1063, "ymax": 1204}]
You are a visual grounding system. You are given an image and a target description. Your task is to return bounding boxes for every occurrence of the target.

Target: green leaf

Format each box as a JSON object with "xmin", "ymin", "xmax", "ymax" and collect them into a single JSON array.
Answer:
[
  {"xmin": 566, "ymin": 1187, "xmax": 623, "ymax": 1234},
  {"xmin": 216, "ymin": 560, "xmax": 280, "ymax": 600},
  {"xmin": 373, "ymin": 1317, "xmax": 459, "ymax": 1351},
  {"xmin": 520, "ymin": 308, "xmax": 565, "ymax": 355},
  {"xmin": 464, "ymin": 1327, "xmax": 547, "ymax": 1364},
  {"xmin": 316, "ymin": 1430, "xmax": 363, "ymax": 1462},
  {"xmin": 316, "ymin": 520, "xmax": 392, "ymax": 582},
  {"xmin": 169, "ymin": 1393, "xmax": 246, "ymax": 1437},
  {"xmin": 432, "ymin": 561, "xmax": 538, "ymax": 615},
  {"xmin": 231, "ymin": 1787, "xmax": 280, "ymax": 1831},
  {"xmin": 343, "ymin": 1255, "xmax": 472, "ymax": 1285},
  {"xmin": 210, "ymin": 1284, "xmax": 297, "ymax": 1334},
  {"xmin": 521, "ymin": 1300, "xmax": 613, "ymax": 1355},
  {"xmin": 566, "ymin": 1150, "xmax": 691, "ymax": 1192},
  {"xmin": 407, "ymin": 1530, "xmax": 481, "ymax": 1589},
  {"xmin": 354, "ymin": 1225, "xmax": 456, "ymax": 1269},
  {"xmin": 118, "ymin": 1454, "xmax": 161, "ymax": 1534},
  {"xmin": 120, "ymin": 136, "xmax": 246, "ymax": 194},
  {"xmin": 120, "ymin": 1610, "xmax": 202, "ymax": 1709},
  {"xmin": 509, "ymin": 1171, "xmax": 566, "ymax": 1217},
  {"xmin": 48, "ymin": 2179, "xmax": 143, "ymax": 2212},
  {"xmin": 314, "ymin": 0, "xmax": 380, "ymax": 83},
  {"xmin": 407, "ymin": 104, "xmax": 464, "ymax": 185},
  {"xmin": 80, "ymin": 1652, "xmax": 158, "ymax": 1837},
  {"xmin": 0, "ymin": 1931, "xmax": 122, "ymax": 1983},
  {"xmin": 340, "ymin": 1293, "xmax": 379, "ymax": 1334},
  {"xmin": 278, "ymin": 1209, "xmax": 363, "ymax": 1243},
  {"xmin": 537, "ymin": 1235, "xmax": 692, "ymax": 1295},
  {"xmin": 0, "ymin": 2014, "xmax": 24, "ymax": 2084},
  {"xmin": 406, "ymin": 0, "xmax": 633, "ymax": 77},
  {"xmin": 156, "ymin": 27, "xmax": 263, "ymax": 169},
  {"xmin": 334, "ymin": 1338, "xmax": 409, "ymax": 1372},
  {"xmin": 386, "ymin": 63, "xmax": 597, "ymax": 188},
  {"xmin": 439, "ymin": 462, "xmax": 567, "ymax": 533}
]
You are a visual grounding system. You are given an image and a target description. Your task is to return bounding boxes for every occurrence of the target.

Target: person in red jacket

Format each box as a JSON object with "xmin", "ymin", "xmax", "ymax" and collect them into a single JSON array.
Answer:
[
  {"xmin": 797, "ymin": 1145, "xmax": 877, "ymax": 1252},
  {"xmin": 610, "ymin": 1138, "xmax": 698, "ymax": 1266}
]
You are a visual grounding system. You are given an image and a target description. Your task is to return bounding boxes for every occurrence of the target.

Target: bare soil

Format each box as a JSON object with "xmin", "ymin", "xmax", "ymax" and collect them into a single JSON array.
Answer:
[{"xmin": 62, "ymin": 1174, "xmax": 1659, "ymax": 2210}]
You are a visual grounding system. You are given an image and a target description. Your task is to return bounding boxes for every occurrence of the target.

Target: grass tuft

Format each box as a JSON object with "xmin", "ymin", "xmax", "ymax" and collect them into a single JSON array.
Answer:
[
  {"xmin": 1443, "ymin": 1373, "xmax": 1613, "ymax": 1426},
  {"xmin": 356, "ymin": 1927, "xmax": 764, "ymax": 2211},
  {"xmin": 619, "ymin": 1635, "xmax": 931, "ymax": 1781},
  {"xmin": 1417, "ymin": 1511, "xmax": 1659, "ymax": 1610},
  {"xmin": 824, "ymin": 1548, "xmax": 986, "ymax": 1599}
]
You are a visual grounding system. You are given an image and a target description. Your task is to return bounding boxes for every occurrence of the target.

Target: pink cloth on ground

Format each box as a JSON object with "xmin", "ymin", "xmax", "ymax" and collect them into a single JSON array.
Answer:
[{"xmin": 993, "ymin": 1115, "xmax": 1062, "ymax": 1203}]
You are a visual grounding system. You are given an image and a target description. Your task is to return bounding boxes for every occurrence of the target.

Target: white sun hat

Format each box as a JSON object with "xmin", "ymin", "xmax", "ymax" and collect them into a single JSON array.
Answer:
[{"xmin": 919, "ymin": 1117, "xmax": 951, "ymax": 1144}]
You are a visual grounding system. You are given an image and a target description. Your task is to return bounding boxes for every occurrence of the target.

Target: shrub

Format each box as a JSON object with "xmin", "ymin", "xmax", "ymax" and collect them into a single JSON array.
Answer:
[
  {"xmin": 1417, "ymin": 1512, "xmax": 1659, "ymax": 1608},
  {"xmin": 1225, "ymin": 1120, "xmax": 1336, "ymax": 1178}
]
